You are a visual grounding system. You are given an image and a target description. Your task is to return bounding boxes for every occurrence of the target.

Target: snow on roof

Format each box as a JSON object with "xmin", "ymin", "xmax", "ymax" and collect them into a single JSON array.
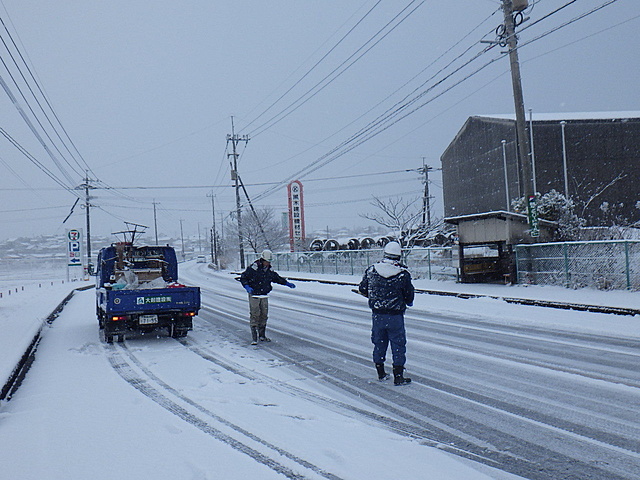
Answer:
[
  {"xmin": 445, "ymin": 210, "xmax": 557, "ymax": 226},
  {"xmin": 478, "ymin": 111, "xmax": 640, "ymax": 122}
]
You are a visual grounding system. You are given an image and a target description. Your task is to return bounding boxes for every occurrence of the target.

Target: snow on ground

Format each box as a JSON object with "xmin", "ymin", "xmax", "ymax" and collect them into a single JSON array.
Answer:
[
  {"xmin": 278, "ymin": 270, "xmax": 640, "ymax": 339},
  {"xmin": 1, "ymin": 266, "xmax": 638, "ymax": 479},
  {"xmin": 0, "ymin": 278, "xmax": 92, "ymax": 389}
]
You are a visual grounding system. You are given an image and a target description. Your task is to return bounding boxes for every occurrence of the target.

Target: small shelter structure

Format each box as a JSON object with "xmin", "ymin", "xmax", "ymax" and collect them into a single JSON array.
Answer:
[{"xmin": 445, "ymin": 211, "xmax": 557, "ymax": 283}]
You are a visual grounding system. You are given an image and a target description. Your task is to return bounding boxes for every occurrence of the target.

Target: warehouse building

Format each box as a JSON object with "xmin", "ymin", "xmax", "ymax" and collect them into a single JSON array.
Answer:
[{"xmin": 441, "ymin": 112, "xmax": 640, "ymax": 227}]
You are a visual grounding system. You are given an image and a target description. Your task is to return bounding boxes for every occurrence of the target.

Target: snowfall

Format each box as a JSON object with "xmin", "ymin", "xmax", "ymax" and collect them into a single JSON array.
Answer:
[{"xmin": 1, "ymin": 262, "xmax": 639, "ymax": 480}]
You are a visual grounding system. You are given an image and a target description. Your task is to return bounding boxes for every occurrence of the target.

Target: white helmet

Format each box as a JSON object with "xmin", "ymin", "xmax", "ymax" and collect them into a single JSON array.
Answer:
[
  {"xmin": 383, "ymin": 241, "xmax": 402, "ymax": 260},
  {"xmin": 260, "ymin": 249, "xmax": 273, "ymax": 261}
]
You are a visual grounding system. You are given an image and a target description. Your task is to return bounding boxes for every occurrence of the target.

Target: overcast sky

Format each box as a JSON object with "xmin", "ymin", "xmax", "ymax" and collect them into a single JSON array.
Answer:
[{"xmin": 0, "ymin": 0, "xmax": 638, "ymax": 243}]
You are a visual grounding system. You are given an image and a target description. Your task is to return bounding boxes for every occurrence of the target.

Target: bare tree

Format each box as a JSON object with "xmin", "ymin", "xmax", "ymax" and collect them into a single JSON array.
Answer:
[
  {"xmin": 578, "ymin": 172, "xmax": 628, "ymax": 220},
  {"xmin": 227, "ymin": 206, "xmax": 288, "ymax": 254},
  {"xmin": 360, "ymin": 196, "xmax": 445, "ymax": 246}
]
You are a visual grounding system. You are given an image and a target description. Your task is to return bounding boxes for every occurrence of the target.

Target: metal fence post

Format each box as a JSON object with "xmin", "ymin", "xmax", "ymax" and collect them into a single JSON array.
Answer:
[
  {"xmin": 625, "ymin": 241, "xmax": 631, "ymax": 290},
  {"xmin": 563, "ymin": 243, "xmax": 570, "ymax": 288},
  {"xmin": 428, "ymin": 248, "xmax": 432, "ymax": 280}
]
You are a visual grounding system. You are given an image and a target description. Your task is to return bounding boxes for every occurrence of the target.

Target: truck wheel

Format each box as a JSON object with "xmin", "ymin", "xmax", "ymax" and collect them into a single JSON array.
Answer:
[
  {"xmin": 105, "ymin": 334, "xmax": 114, "ymax": 344},
  {"xmin": 118, "ymin": 335, "xmax": 125, "ymax": 343}
]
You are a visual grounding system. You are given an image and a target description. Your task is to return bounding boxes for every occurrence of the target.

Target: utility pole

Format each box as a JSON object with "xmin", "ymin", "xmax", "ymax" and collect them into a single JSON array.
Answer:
[
  {"xmin": 207, "ymin": 192, "xmax": 218, "ymax": 267},
  {"xmin": 501, "ymin": 0, "xmax": 538, "ymax": 236},
  {"xmin": 152, "ymin": 200, "xmax": 159, "ymax": 245},
  {"xmin": 179, "ymin": 219, "xmax": 185, "ymax": 262},
  {"xmin": 77, "ymin": 172, "xmax": 95, "ymax": 272},
  {"xmin": 417, "ymin": 159, "xmax": 441, "ymax": 230},
  {"xmin": 419, "ymin": 159, "xmax": 432, "ymax": 229},
  {"xmin": 226, "ymin": 117, "xmax": 249, "ymax": 268}
]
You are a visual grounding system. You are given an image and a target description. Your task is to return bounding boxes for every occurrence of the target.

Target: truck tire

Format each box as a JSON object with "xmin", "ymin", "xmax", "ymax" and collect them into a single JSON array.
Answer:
[{"xmin": 169, "ymin": 324, "xmax": 188, "ymax": 338}]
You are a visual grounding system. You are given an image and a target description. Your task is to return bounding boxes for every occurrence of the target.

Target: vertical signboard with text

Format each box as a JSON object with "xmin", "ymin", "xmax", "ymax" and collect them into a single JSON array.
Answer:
[
  {"xmin": 66, "ymin": 228, "xmax": 84, "ymax": 281},
  {"xmin": 287, "ymin": 180, "xmax": 306, "ymax": 252}
]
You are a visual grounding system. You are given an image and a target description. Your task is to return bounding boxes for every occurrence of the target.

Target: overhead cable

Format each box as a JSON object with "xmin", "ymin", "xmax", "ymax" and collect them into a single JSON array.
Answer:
[
  {"xmin": 247, "ymin": 0, "xmax": 426, "ymax": 138},
  {"xmin": 241, "ymin": 0, "xmax": 383, "ymax": 134},
  {"xmin": 252, "ymin": 0, "xmax": 623, "ymax": 203},
  {"xmin": 0, "ymin": 14, "xmax": 95, "ymax": 178}
]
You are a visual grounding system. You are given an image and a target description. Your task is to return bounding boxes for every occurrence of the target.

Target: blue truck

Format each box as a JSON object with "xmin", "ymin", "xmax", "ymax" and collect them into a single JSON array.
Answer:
[{"xmin": 96, "ymin": 242, "xmax": 201, "ymax": 343}]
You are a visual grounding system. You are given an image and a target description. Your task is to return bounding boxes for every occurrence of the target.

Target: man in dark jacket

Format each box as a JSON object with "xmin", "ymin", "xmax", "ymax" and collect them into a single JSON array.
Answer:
[
  {"xmin": 359, "ymin": 241, "xmax": 414, "ymax": 385},
  {"xmin": 240, "ymin": 249, "xmax": 295, "ymax": 345}
]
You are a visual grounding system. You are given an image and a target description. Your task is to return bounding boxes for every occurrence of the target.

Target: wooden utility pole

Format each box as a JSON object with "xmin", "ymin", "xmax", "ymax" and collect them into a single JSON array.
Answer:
[
  {"xmin": 227, "ymin": 117, "xmax": 249, "ymax": 268},
  {"xmin": 502, "ymin": 0, "xmax": 538, "ymax": 236},
  {"xmin": 207, "ymin": 192, "xmax": 218, "ymax": 266},
  {"xmin": 78, "ymin": 172, "xmax": 95, "ymax": 272}
]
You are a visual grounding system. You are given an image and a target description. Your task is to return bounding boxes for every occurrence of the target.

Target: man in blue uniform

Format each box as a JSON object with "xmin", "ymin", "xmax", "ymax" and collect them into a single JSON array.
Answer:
[
  {"xmin": 240, "ymin": 249, "xmax": 295, "ymax": 345},
  {"xmin": 359, "ymin": 241, "xmax": 414, "ymax": 385}
]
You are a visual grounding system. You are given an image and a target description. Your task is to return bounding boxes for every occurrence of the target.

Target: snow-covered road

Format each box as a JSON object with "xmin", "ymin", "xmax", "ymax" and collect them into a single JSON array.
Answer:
[
  {"xmin": 1, "ymin": 262, "xmax": 639, "ymax": 479},
  {"xmin": 182, "ymin": 265, "xmax": 640, "ymax": 480}
]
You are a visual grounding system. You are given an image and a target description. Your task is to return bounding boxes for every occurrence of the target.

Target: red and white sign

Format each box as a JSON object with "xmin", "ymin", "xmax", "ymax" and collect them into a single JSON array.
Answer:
[{"xmin": 287, "ymin": 180, "xmax": 305, "ymax": 252}]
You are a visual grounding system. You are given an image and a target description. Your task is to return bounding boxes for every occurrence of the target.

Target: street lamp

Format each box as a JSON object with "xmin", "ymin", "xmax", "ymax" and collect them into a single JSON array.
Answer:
[
  {"xmin": 560, "ymin": 120, "xmax": 569, "ymax": 197},
  {"xmin": 502, "ymin": 140, "xmax": 510, "ymax": 211},
  {"xmin": 529, "ymin": 109, "xmax": 537, "ymax": 193}
]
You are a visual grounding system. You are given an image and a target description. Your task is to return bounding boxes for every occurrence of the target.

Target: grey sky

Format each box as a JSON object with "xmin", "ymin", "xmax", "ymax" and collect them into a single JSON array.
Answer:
[{"xmin": 0, "ymin": 0, "xmax": 637, "ymax": 242}]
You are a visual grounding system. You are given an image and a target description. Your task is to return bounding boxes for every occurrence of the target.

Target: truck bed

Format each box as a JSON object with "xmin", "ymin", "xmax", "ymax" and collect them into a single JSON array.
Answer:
[{"xmin": 98, "ymin": 286, "xmax": 201, "ymax": 315}]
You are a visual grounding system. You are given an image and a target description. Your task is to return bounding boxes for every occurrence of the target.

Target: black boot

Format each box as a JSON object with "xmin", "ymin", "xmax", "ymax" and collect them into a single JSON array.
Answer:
[
  {"xmin": 251, "ymin": 326, "xmax": 258, "ymax": 345},
  {"xmin": 393, "ymin": 365, "xmax": 411, "ymax": 385},
  {"xmin": 375, "ymin": 363, "xmax": 389, "ymax": 381},
  {"xmin": 258, "ymin": 326, "xmax": 271, "ymax": 342}
]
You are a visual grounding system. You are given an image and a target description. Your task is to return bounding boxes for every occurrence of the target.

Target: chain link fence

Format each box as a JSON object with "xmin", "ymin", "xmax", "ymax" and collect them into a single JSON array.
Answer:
[
  {"xmin": 515, "ymin": 240, "xmax": 639, "ymax": 291},
  {"xmin": 249, "ymin": 240, "xmax": 639, "ymax": 291},
  {"xmin": 247, "ymin": 247, "xmax": 458, "ymax": 281}
]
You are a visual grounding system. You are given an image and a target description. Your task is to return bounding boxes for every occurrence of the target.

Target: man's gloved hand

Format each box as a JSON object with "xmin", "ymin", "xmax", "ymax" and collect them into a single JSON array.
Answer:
[
  {"xmin": 285, "ymin": 282, "xmax": 296, "ymax": 289},
  {"xmin": 244, "ymin": 285, "xmax": 254, "ymax": 294},
  {"xmin": 406, "ymin": 302, "xmax": 413, "ymax": 307}
]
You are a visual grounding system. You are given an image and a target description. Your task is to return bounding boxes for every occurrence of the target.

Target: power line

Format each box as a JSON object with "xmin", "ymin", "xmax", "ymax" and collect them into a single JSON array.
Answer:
[
  {"xmin": 0, "ymin": 33, "xmax": 81, "ymax": 183},
  {"xmin": 247, "ymin": 0, "xmax": 426, "ymax": 138},
  {"xmin": 241, "ymin": 0, "xmax": 383, "ymax": 134},
  {"xmin": 0, "ymin": 126, "xmax": 81, "ymax": 195},
  {"xmin": 0, "ymin": 14, "xmax": 95, "ymax": 178},
  {"xmin": 244, "ymin": 7, "xmax": 501, "ymax": 180},
  {"xmin": 251, "ymin": 0, "xmax": 624, "ymax": 204}
]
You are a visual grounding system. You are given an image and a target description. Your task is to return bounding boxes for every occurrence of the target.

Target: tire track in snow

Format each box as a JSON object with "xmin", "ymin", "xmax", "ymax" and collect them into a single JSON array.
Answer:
[
  {"xmin": 105, "ymin": 343, "xmax": 343, "ymax": 480},
  {"xmin": 178, "ymin": 334, "xmax": 509, "ymax": 469},
  {"xmin": 197, "ymin": 302, "xmax": 637, "ymax": 480}
]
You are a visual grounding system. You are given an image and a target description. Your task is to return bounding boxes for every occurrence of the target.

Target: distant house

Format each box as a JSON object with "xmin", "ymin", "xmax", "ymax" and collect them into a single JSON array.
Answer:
[{"xmin": 441, "ymin": 113, "xmax": 640, "ymax": 227}]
